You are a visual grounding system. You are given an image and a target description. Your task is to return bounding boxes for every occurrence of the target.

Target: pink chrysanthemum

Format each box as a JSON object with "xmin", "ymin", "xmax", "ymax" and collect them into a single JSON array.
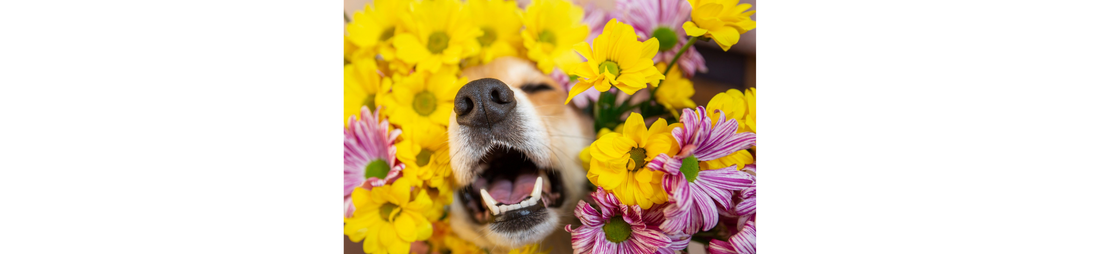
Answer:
[
  {"xmin": 733, "ymin": 164, "xmax": 756, "ymax": 216},
  {"xmin": 343, "ymin": 106, "xmax": 403, "ymax": 218},
  {"xmin": 647, "ymin": 106, "xmax": 756, "ymax": 235},
  {"xmin": 617, "ymin": 0, "xmax": 708, "ymax": 76},
  {"xmin": 566, "ymin": 187, "xmax": 672, "ymax": 254},
  {"xmin": 708, "ymin": 221, "xmax": 756, "ymax": 254}
]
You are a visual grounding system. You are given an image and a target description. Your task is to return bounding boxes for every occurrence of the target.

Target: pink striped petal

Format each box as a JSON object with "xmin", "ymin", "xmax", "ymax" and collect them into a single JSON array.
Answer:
[{"xmin": 575, "ymin": 201, "xmax": 604, "ymax": 226}]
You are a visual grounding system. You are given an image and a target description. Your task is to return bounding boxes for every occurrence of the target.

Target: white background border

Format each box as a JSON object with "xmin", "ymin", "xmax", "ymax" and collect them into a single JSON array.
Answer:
[{"xmin": 2, "ymin": 0, "xmax": 1099, "ymax": 253}]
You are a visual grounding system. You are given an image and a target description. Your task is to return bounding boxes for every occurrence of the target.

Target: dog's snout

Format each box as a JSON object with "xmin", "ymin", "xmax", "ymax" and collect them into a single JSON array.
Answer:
[{"xmin": 455, "ymin": 78, "xmax": 516, "ymax": 127}]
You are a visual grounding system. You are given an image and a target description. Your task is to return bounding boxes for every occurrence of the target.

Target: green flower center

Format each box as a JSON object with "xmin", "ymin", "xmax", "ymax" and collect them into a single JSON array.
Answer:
[
  {"xmin": 416, "ymin": 149, "xmax": 433, "ymax": 167},
  {"xmin": 362, "ymin": 93, "xmax": 376, "ymax": 112},
  {"xmin": 602, "ymin": 216, "xmax": 632, "ymax": 243},
  {"xmin": 380, "ymin": 26, "xmax": 396, "ymax": 41},
  {"xmin": 598, "ymin": 61, "xmax": 621, "ymax": 77},
  {"xmin": 652, "ymin": 27, "xmax": 678, "ymax": 52},
  {"xmin": 478, "ymin": 27, "xmax": 497, "ymax": 47},
  {"xmin": 413, "ymin": 91, "xmax": 437, "ymax": 116},
  {"xmin": 628, "ymin": 147, "xmax": 647, "ymax": 171},
  {"xmin": 364, "ymin": 159, "xmax": 390, "ymax": 179},
  {"xmin": 538, "ymin": 30, "xmax": 557, "ymax": 46},
  {"xmin": 379, "ymin": 203, "xmax": 401, "ymax": 221},
  {"xmin": 680, "ymin": 155, "xmax": 701, "ymax": 183},
  {"xmin": 427, "ymin": 31, "xmax": 450, "ymax": 54}
]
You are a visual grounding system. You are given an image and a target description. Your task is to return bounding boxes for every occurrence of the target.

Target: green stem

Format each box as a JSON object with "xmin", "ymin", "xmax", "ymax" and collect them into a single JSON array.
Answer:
[{"xmin": 652, "ymin": 36, "xmax": 699, "ymax": 94}]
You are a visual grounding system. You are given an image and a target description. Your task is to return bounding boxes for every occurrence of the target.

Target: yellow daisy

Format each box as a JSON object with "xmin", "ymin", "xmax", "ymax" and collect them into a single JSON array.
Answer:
[
  {"xmin": 653, "ymin": 62, "xmax": 697, "ymax": 114},
  {"xmin": 521, "ymin": 0, "xmax": 590, "ymax": 74},
  {"xmin": 467, "ymin": 0, "xmax": 523, "ymax": 64},
  {"xmin": 701, "ymin": 92, "xmax": 755, "ymax": 170},
  {"xmin": 395, "ymin": 124, "xmax": 451, "ymax": 188},
  {"xmin": 344, "ymin": 59, "xmax": 392, "ymax": 125},
  {"xmin": 343, "ymin": 177, "xmax": 433, "ymax": 254},
  {"xmin": 345, "ymin": 35, "xmax": 360, "ymax": 63},
  {"xmin": 382, "ymin": 68, "xmax": 466, "ymax": 128},
  {"xmin": 682, "ymin": 0, "xmax": 756, "ymax": 51},
  {"xmin": 744, "ymin": 87, "xmax": 756, "ymax": 133},
  {"xmin": 567, "ymin": 19, "xmax": 664, "ymax": 104},
  {"xmin": 587, "ymin": 113, "xmax": 680, "ymax": 209},
  {"xmin": 346, "ymin": 0, "xmax": 411, "ymax": 61},
  {"xmin": 578, "ymin": 125, "xmax": 626, "ymax": 171},
  {"xmin": 394, "ymin": 0, "xmax": 482, "ymax": 73}
]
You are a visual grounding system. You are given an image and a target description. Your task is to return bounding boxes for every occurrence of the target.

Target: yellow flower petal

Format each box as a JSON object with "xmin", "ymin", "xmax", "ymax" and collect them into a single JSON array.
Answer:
[
  {"xmin": 394, "ymin": 33, "xmax": 430, "ymax": 64},
  {"xmin": 565, "ymin": 80, "xmax": 594, "ymax": 105},
  {"xmin": 682, "ymin": 21, "xmax": 708, "ymax": 36},
  {"xmin": 378, "ymin": 223, "xmax": 397, "ymax": 248},
  {"xmin": 394, "ymin": 213, "xmax": 418, "ymax": 242},
  {"xmin": 622, "ymin": 113, "xmax": 648, "ymax": 145}
]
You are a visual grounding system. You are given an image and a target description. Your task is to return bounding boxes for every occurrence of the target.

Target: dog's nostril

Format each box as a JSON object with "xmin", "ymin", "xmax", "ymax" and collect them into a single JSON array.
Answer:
[
  {"xmin": 490, "ymin": 89, "xmax": 508, "ymax": 104},
  {"xmin": 455, "ymin": 96, "xmax": 474, "ymax": 116}
]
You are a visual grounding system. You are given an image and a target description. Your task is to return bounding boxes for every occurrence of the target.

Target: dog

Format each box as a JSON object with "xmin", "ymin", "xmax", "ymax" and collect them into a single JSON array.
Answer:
[{"xmin": 447, "ymin": 56, "xmax": 594, "ymax": 253}]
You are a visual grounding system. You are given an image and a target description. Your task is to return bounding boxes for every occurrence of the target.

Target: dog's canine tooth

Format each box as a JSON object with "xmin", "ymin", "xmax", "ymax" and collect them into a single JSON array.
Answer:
[
  {"xmin": 480, "ymin": 189, "xmax": 500, "ymax": 215},
  {"xmin": 531, "ymin": 177, "xmax": 543, "ymax": 200}
]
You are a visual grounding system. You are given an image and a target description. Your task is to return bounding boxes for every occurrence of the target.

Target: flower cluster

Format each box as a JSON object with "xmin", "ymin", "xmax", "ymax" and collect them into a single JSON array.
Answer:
[
  {"xmin": 344, "ymin": 0, "xmax": 756, "ymax": 253},
  {"xmin": 565, "ymin": 0, "xmax": 758, "ymax": 253}
]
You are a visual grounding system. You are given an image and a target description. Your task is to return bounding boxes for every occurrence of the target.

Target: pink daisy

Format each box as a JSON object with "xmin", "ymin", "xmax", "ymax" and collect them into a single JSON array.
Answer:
[
  {"xmin": 733, "ymin": 164, "xmax": 756, "ymax": 216},
  {"xmin": 616, "ymin": 0, "xmax": 708, "ymax": 76},
  {"xmin": 343, "ymin": 106, "xmax": 403, "ymax": 217},
  {"xmin": 566, "ymin": 187, "xmax": 672, "ymax": 254},
  {"xmin": 647, "ymin": 106, "xmax": 756, "ymax": 235},
  {"xmin": 708, "ymin": 221, "xmax": 757, "ymax": 254}
]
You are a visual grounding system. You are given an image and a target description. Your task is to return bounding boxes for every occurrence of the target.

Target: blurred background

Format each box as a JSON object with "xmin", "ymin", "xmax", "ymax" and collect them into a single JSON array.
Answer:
[{"xmin": 343, "ymin": 0, "xmax": 754, "ymax": 252}]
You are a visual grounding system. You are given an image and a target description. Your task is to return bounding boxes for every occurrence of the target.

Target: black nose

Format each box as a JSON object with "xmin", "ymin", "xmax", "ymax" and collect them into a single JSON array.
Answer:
[{"xmin": 454, "ymin": 78, "xmax": 516, "ymax": 128}]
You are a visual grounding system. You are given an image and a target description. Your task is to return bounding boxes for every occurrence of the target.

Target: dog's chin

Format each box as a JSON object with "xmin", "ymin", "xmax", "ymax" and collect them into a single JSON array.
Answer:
[{"xmin": 451, "ymin": 146, "xmax": 569, "ymax": 248}]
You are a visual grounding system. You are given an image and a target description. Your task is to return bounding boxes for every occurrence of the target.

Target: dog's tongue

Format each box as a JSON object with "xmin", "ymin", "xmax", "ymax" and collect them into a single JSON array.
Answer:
[{"xmin": 488, "ymin": 172, "xmax": 539, "ymax": 204}]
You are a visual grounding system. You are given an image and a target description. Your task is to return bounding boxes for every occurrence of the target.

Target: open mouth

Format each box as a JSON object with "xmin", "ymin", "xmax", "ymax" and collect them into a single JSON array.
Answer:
[{"xmin": 456, "ymin": 145, "xmax": 565, "ymax": 230}]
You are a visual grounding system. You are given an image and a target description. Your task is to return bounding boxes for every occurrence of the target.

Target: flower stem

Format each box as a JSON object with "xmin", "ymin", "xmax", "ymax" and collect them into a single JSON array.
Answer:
[{"xmin": 652, "ymin": 36, "xmax": 699, "ymax": 94}]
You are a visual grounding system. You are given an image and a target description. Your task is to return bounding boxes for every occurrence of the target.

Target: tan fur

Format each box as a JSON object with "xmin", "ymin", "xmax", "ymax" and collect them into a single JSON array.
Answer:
[{"xmin": 448, "ymin": 57, "xmax": 594, "ymax": 253}]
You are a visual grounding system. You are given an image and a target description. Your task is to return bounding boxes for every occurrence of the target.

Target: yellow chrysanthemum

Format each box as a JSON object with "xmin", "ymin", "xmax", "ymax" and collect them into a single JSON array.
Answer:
[
  {"xmin": 587, "ymin": 113, "xmax": 680, "ymax": 209},
  {"xmin": 422, "ymin": 179, "xmax": 454, "ymax": 220},
  {"xmin": 579, "ymin": 125, "xmax": 625, "ymax": 171},
  {"xmin": 395, "ymin": 124, "xmax": 451, "ymax": 186},
  {"xmin": 383, "ymin": 68, "xmax": 466, "ymax": 128},
  {"xmin": 701, "ymin": 92, "xmax": 755, "ymax": 170},
  {"xmin": 345, "ymin": 35, "xmax": 360, "ymax": 63},
  {"xmin": 394, "ymin": 0, "xmax": 482, "ymax": 73},
  {"xmin": 682, "ymin": 0, "xmax": 756, "ymax": 51},
  {"xmin": 521, "ymin": 0, "xmax": 590, "ymax": 74},
  {"xmin": 346, "ymin": 0, "xmax": 411, "ymax": 61},
  {"xmin": 343, "ymin": 177, "xmax": 433, "ymax": 254},
  {"xmin": 567, "ymin": 19, "xmax": 664, "ymax": 104},
  {"xmin": 467, "ymin": 0, "xmax": 523, "ymax": 64},
  {"xmin": 510, "ymin": 243, "xmax": 551, "ymax": 254},
  {"xmin": 344, "ymin": 59, "xmax": 392, "ymax": 125},
  {"xmin": 653, "ymin": 62, "xmax": 697, "ymax": 114},
  {"xmin": 744, "ymin": 87, "xmax": 756, "ymax": 133}
]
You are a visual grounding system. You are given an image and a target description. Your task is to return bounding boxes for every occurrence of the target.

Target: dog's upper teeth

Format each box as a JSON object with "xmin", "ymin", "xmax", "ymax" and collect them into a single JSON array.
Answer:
[
  {"xmin": 531, "ymin": 177, "xmax": 543, "ymax": 199},
  {"xmin": 480, "ymin": 189, "xmax": 500, "ymax": 215}
]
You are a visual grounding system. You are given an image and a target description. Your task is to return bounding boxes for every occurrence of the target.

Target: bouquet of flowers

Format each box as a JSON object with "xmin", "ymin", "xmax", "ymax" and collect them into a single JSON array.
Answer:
[{"xmin": 344, "ymin": 0, "xmax": 756, "ymax": 253}]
